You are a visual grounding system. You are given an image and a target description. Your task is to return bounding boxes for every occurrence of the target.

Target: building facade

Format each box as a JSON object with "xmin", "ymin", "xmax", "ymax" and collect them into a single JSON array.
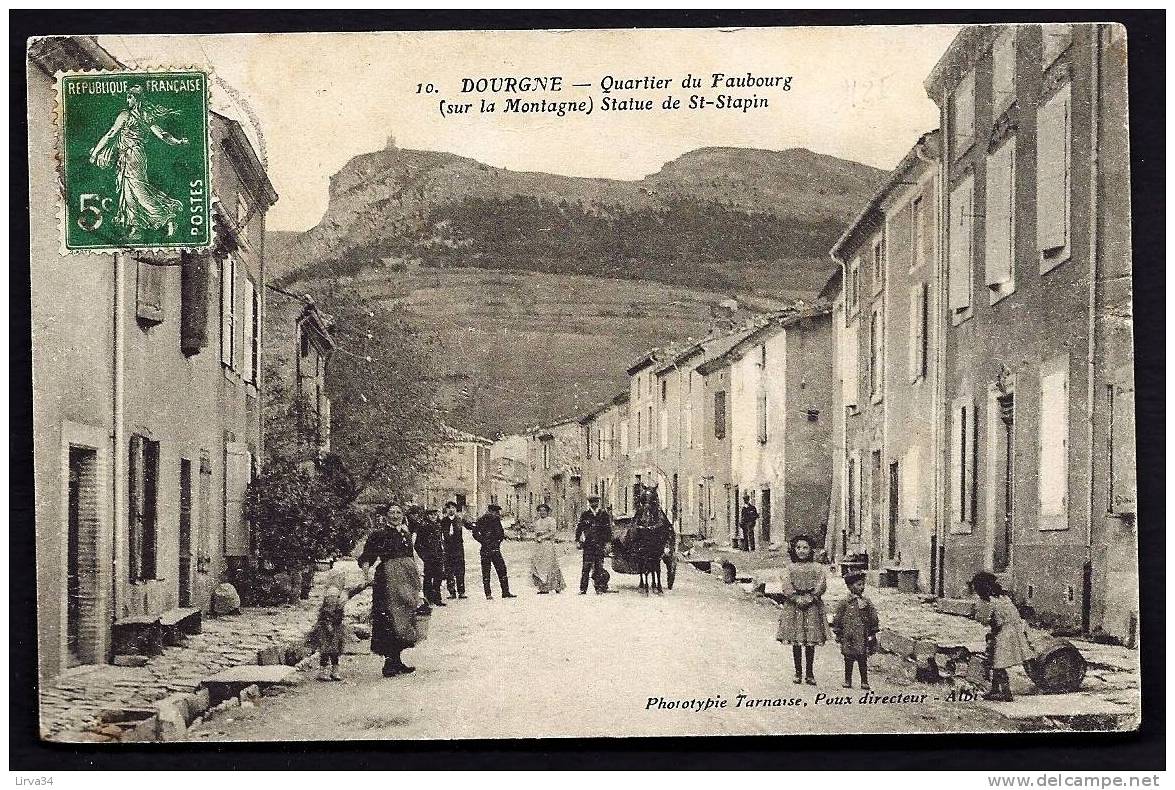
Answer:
[
  {"xmin": 263, "ymin": 288, "xmax": 335, "ymax": 460},
  {"xmin": 29, "ymin": 37, "xmax": 277, "ymax": 681},
  {"xmin": 926, "ymin": 24, "xmax": 1134, "ymax": 637},
  {"xmin": 419, "ymin": 429, "xmax": 493, "ymax": 517},
  {"xmin": 831, "ymin": 132, "xmax": 942, "ymax": 590}
]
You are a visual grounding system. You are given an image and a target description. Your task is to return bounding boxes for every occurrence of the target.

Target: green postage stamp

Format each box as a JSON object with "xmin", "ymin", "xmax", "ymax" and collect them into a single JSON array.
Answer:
[{"xmin": 58, "ymin": 70, "xmax": 211, "ymax": 252}]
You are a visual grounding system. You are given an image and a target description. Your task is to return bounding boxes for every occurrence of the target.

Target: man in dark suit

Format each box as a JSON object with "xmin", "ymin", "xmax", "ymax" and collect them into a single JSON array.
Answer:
[
  {"xmin": 576, "ymin": 495, "xmax": 613, "ymax": 594},
  {"xmin": 413, "ymin": 508, "xmax": 446, "ymax": 606},
  {"xmin": 471, "ymin": 504, "xmax": 515, "ymax": 600},
  {"xmin": 440, "ymin": 501, "xmax": 467, "ymax": 599},
  {"xmin": 739, "ymin": 493, "xmax": 759, "ymax": 552}
]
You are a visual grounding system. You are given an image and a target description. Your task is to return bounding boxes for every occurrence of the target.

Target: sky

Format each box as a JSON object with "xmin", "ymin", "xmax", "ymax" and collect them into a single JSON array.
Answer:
[{"xmin": 101, "ymin": 26, "xmax": 960, "ymax": 232}]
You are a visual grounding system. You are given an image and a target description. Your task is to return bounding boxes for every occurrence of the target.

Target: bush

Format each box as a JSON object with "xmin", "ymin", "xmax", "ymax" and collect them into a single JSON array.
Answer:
[{"xmin": 243, "ymin": 456, "xmax": 369, "ymax": 579}]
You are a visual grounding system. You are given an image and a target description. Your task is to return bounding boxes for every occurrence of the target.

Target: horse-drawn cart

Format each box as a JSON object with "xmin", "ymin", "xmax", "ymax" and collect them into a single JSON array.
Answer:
[{"xmin": 609, "ymin": 514, "xmax": 677, "ymax": 592}]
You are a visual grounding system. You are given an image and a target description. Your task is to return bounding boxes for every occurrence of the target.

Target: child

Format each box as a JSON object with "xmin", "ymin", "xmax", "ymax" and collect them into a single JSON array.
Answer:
[
  {"xmin": 776, "ymin": 534, "xmax": 827, "ymax": 685},
  {"xmin": 831, "ymin": 571, "xmax": 879, "ymax": 690},
  {"xmin": 970, "ymin": 571, "xmax": 1034, "ymax": 701},
  {"xmin": 310, "ymin": 585, "xmax": 346, "ymax": 681}
]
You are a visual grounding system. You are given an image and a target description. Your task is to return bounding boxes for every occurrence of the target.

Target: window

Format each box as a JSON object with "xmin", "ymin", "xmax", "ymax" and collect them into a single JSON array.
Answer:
[
  {"xmin": 908, "ymin": 283, "xmax": 929, "ymax": 383},
  {"xmin": 756, "ymin": 391, "xmax": 768, "ymax": 444},
  {"xmin": 1041, "ymin": 24, "xmax": 1072, "ymax": 69},
  {"xmin": 1108, "ymin": 378, "xmax": 1136, "ymax": 515},
  {"xmin": 647, "ymin": 406, "xmax": 653, "ymax": 447},
  {"xmin": 985, "ymin": 138, "xmax": 1017, "ymax": 301},
  {"xmin": 128, "ymin": 434, "xmax": 160, "ymax": 581},
  {"xmin": 911, "ymin": 195, "xmax": 926, "ymax": 271},
  {"xmin": 243, "ymin": 278, "xmax": 260, "ymax": 384},
  {"xmin": 948, "ymin": 175, "xmax": 975, "ymax": 316},
  {"xmin": 992, "ymin": 28, "xmax": 1017, "ymax": 114},
  {"xmin": 951, "ymin": 69, "xmax": 976, "ymax": 158},
  {"xmin": 950, "ymin": 399, "xmax": 978, "ymax": 530},
  {"xmin": 1037, "ymin": 83, "xmax": 1072, "ymax": 271},
  {"xmin": 220, "ymin": 256, "xmax": 236, "ymax": 368},
  {"xmin": 585, "ymin": 429, "xmax": 592, "ymax": 459},
  {"xmin": 841, "ymin": 321, "xmax": 859, "ymax": 409},
  {"xmin": 542, "ymin": 443, "xmax": 550, "ymax": 470},
  {"xmin": 136, "ymin": 259, "xmax": 165, "ymax": 324},
  {"xmin": 660, "ymin": 380, "xmax": 667, "ymax": 402},
  {"xmin": 871, "ymin": 236, "xmax": 885, "ymax": 293},
  {"xmin": 636, "ymin": 411, "xmax": 642, "ymax": 448},
  {"xmin": 596, "ymin": 427, "xmax": 603, "ymax": 461},
  {"xmin": 1039, "ymin": 356, "xmax": 1070, "ymax": 529},
  {"xmin": 847, "ymin": 257, "xmax": 862, "ymax": 316},
  {"xmin": 868, "ymin": 306, "xmax": 884, "ymax": 402},
  {"xmin": 714, "ymin": 390, "xmax": 727, "ymax": 439}
]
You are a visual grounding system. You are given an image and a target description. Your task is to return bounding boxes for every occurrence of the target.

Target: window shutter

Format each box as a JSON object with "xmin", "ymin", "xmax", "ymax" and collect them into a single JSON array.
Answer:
[
  {"xmin": 948, "ymin": 177, "xmax": 974, "ymax": 312},
  {"xmin": 660, "ymin": 410, "xmax": 669, "ymax": 449},
  {"xmin": 1039, "ymin": 359, "xmax": 1070, "ymax": 524},
  {"xmin": 1109, "ymin": 381, "xmax": 1136, "ymax": 515},
  {"xmin": 250, "ymin": 280, "xmax": 260, "ymax": 384},
  {"xmin": 136, "ymin": 260, "xmax": 166, "ymax": 324},
  {"xmin": 985, "ymin": 139, "xmax": 1016, "ymax": 288},
  {"xmin": 903, "ymin": 446, "xmax": 923, "ymax": 520},
  {"xmin": 180, "ymin": 253, "xmax": 210, "ymax": 355},
  {"xmin": 243, "ymin": 279, "xmax": 256, "ymax": 384},
  {"xmin": 908, "ymin": 286, "xmax": 921, "ymax": 382},
  {"xmin": 714, "ymin": 391, "xmax": 726, "ymax": 439},
  {"xmin": 220, "ymin": 257, "xmax": 235, "ymax": 367},
  {"xmin": 841, "ymin": 322, "xmax": 859, "ymax": 407},
  {"xmin": 1037, "ymin": 85, "xmax": 1071, "ymax": 259},
  {"xmin": 224, "ymin": 441, "xmax": 250, "ymax": 555},
  {"xmin": 756, "ymin": 391, "xmax": 767, "ymax": 444},
  {"xmin": 992, "ymin": 29, "xmax": 1016, "ymax": 112},
  {"xmin": 142, "ymin": 439, "xmax": 159, "ymax": 580}
]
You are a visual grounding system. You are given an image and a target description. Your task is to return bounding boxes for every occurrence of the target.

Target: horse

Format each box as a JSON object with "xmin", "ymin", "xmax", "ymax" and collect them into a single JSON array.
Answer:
[{"xmin": 633, "ymin": 514, "xmax": 676, "ymax": 594}]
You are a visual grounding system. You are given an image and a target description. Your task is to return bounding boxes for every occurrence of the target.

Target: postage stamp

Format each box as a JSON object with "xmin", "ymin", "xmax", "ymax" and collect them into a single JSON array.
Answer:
[{"xmin": 58, "ymin": 69, "xmax": 210, "ymax": 252}]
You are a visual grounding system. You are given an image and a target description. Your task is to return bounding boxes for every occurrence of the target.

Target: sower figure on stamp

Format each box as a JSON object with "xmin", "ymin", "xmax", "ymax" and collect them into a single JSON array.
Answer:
[
  {"xmin": 440, "ymin": 501, "xmax": 467, "ymax": 599},
  {"xmin": 576, "ymin": 495, "xmax": 613, "ymax": 595},
  {"xmin": 472, "ymin": 503, "xmax": 515, "ymax": 600}
]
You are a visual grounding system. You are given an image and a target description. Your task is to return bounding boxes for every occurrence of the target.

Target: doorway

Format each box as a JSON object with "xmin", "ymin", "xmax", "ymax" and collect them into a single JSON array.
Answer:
[
  {"xmin": 178, "ymin": 459, "xmax": 193, "ymax": 608},
  {"xmin": 66, "ymin": 446, "xmax": 100, "ymax": 667},
  {"xmin": 888, "ymin": 461, "xmax": 899, "ymax": 561},
  {"xmin": 870, "ymin": 450, "xmax": 882, "ymax": 564},
  {"xmin": 993, "ymin": 393, "xmax": 1015, "ymax": 573},
  {"xmin": 760, "ymin": 488, "xmax": 771, "ymax": 545}
]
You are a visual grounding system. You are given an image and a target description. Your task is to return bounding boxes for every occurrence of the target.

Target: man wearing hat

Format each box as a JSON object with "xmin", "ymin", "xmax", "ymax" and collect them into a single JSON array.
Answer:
[
  {"xmin": 471, "ymin": 503, "xmax": 515, "ymax": 600},
  {"xmin": 440, "ymin": 501, "xmax": 468, "ymax": 599},
  {"xmin": 413, "ymin": 507, "xmax": 446, "ymax": 607},
  {"xmin": 575, "ymin": 495, "xmax": 613, "ymax": 594}
]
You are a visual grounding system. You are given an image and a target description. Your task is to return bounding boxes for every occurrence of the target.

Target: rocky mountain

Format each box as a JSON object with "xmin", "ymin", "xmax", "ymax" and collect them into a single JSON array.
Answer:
[{"xmin": 269, "ymin": 145, "xmax": 885, "ymax": 437}]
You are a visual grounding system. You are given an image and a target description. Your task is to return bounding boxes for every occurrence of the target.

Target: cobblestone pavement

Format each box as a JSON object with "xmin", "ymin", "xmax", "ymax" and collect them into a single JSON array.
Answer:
[
  {"xmin": 190, "ymin": 540, "xmax": 1026, "ymax": 742},
  {"xmin": 39, "ymin": 591, "xmax": 324, "ymax": 740}
]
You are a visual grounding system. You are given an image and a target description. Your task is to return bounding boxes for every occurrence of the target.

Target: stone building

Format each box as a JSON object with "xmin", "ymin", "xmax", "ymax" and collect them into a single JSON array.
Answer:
[
  {"xmin": 703, "ymin": 308, "xmax": 834, "ymax": 549},
  {"xmin": 925, "ymin": 24, "xmax": 1134, "ymax": 637},
  {"xmin": 262, "ymin": 287, "xmax": 336, "ymax": 460},
  {"xmin": 28, "ymin": 37, "xmax": 277, "ymax": 681},
  {"xmin": 522, "ymin": 418, "xmax": 583, "ymax": 530},
  {"xmin": 830, "ymin": 131, "xmax": 942, "ymax": 590},
  {"xmin": 418, "ymin": 428, "xmax": 493, "ymax": 518}
]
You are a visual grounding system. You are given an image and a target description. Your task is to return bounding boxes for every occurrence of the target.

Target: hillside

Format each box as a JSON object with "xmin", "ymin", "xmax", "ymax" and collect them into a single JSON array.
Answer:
[{"xmin": 270, "ymin": 145, "xmax": 885, "ymax": 436}]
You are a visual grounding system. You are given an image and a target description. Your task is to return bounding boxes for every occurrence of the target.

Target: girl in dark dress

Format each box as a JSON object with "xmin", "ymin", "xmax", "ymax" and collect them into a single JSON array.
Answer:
[{"xmin": 358, "ymin": 504, "xmax": 422, "ymax": 677}]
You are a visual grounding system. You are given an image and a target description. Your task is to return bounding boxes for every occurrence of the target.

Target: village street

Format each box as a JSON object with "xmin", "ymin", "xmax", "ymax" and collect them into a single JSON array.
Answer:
[{"xmin": 191, "ymin": 539, "xmax": 1018, "ymax": 741}]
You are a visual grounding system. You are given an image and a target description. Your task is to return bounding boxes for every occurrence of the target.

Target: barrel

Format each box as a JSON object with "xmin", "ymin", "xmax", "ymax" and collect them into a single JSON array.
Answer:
[{"xmin": 1024, "ymin": 637, "xmax": 1086, "ymax": 693}]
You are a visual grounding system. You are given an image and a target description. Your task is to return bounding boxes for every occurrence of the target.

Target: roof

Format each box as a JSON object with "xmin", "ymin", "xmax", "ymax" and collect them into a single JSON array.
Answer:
[
  {"xmin": 819, "ymin": 267, "xmax": 843, "ymax": 300},
  {"xmin": 443, "ymin": 427, "xmax": 493, "ymax": 446},
  {"xmin": 696, "ymin": 305, "xmax": 832, "ymax": 375},
  {"xmin": 829, "ymin": 130, "xmax": 940, "ymax": 264},
  {"xmin": 216, "ymin": 112, "xmax": 279, "ymax": 208},
  {"xmin": 924, "ymin": 25, "xmax": 998, "ymax": 101},
  {"xmin": 28, "ymin": 36, "xmax": 121, "ymax": 75}
]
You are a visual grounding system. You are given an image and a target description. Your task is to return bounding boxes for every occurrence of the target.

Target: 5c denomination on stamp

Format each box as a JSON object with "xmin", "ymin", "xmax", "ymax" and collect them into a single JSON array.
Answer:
[{"xmin": 58, "ymin": 70, "xmax": 210, "ymax": 252}]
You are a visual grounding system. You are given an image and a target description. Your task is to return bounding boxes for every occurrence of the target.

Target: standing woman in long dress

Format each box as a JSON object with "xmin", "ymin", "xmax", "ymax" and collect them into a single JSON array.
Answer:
[
  {"xmin": 358, "ymin": 504, "xmax": 422, "ymax": 677},
  {"xmin": 776, "ymin": 534, "xmax": 828, "ymax": 685},
  {"xmin": 529, "ymin": 503, "xmax": 566, "ymax": 594}
]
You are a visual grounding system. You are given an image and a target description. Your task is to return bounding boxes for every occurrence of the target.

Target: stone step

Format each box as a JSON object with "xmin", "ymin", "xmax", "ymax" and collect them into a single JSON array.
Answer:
[{"xmin": 199, "ymin": 664, "xmax": 300, "ymax": 705}]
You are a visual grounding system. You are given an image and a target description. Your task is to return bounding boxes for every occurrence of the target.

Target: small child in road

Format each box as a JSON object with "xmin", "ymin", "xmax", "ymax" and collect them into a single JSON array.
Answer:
[
  {"xmin": 310, "ymin": 585, "xmax": 346, "ymax": 680},
  {"xmin": 830, "ymin": 571, "xmax": 880, "ymax": 690}
]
